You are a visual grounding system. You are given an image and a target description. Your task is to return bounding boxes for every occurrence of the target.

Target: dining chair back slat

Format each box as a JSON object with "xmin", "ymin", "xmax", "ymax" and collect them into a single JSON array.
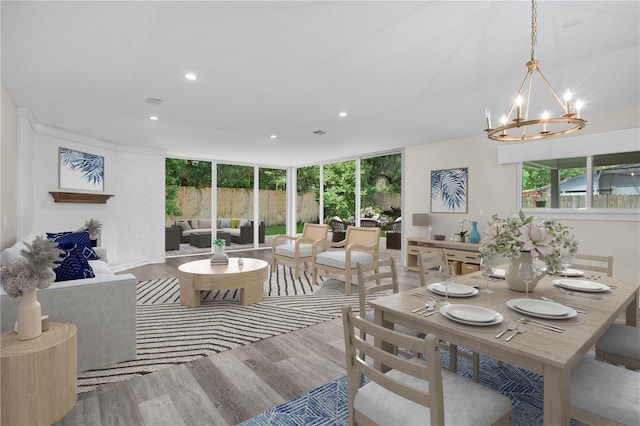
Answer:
[{"xmin": 572, "ymin": 253, "xmax": 613, "ymax": 277}]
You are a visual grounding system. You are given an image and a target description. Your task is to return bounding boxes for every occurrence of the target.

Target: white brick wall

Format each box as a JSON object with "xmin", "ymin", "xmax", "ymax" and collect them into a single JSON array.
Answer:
[{"xmin": 18, "ymin": 112, "xmax": 166, "ymax": 271}]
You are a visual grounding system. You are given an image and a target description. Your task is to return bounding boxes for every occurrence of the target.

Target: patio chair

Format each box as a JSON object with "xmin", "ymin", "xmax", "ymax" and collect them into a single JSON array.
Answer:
[
  {"xmin": 330, "ymin": 217, "xmax": 348, "ymax": 242},
  {"xmin": 271, "ymin": 223, "xmax": 328, "ymax": 278},
  {"xmin": 385, "ymin": 219, "xmax": 401, "ymax": 250},
  {"xmin": 359, "ymin": 218, "xmax": 380, "ymax": 228},
  {"xmin": 342, "ymin": 304, "xmax": 513, "ymax": 426},
  {"xmin": 312, "ymin": 226, "xmax": 380, "ymax": 295}
]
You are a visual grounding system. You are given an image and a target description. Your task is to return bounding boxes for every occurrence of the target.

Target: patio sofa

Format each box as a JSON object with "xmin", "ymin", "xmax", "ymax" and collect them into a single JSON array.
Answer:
[
  {"xmin": 1, "ymin": 234, "xmax": 137, "ymax": 373},
  {"xmin": 175, "ymin": 218, "xmax": 266, "ymax": 244}
]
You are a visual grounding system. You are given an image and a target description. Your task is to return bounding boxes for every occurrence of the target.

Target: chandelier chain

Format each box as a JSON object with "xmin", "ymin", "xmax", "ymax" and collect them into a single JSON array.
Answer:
[{"xmin": 530, "ymin": 0, "xmax": 537, "ymax": 61}]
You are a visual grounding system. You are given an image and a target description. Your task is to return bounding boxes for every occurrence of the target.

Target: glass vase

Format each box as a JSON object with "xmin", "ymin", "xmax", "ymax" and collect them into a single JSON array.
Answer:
[{"xmin": 468, "ymin": 221, "xmax": 481, "ymax": 244}]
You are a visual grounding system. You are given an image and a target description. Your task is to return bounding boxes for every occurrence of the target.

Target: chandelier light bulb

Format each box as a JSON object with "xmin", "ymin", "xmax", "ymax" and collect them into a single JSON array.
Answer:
[
  {"xmin": 485, "ymin": 108, "xmax": 492, "ymax": 129},
  {"xmin": 516, "ymin": 96, "xmax": 523, "ymax": 120}
]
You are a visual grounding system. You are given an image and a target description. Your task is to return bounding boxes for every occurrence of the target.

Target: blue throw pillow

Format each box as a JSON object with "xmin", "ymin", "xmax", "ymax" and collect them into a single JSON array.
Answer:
[
  {"xmin": 53, "ymin": 241, "xmax": 96, "ymax": 282},
  {"xmin": 48, "ymin": 230, "xmax": 100, "ymax": 261}
]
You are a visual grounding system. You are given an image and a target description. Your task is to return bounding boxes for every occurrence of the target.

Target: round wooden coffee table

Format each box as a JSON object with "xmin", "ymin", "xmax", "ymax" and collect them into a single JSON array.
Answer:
[{"xmin": 178, "ymin": 258, "xmax": 269, "ymax": 307}]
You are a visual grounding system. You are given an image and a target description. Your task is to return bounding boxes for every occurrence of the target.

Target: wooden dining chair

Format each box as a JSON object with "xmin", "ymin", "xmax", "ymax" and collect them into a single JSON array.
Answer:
[
  {"xmin": 570, "ymin": 358, "xmax": 640, "ymax": 425},
  {"xmin": 312, "ymin": 226, "xmax": 380, "ymax": 295},
  {"xmin": 417, "ymin": 249, "xmax": 448, "ymax": 287},
  {"xmin": 342, "ymin": 304, "xmax": 513, "ymax": 426},
  {"xmin": 356, "ymin": 258, "xmax": 423, "ymax": 359},
  {"xmin": 572, "ymin": 253, "xmax": 637, "ymax": 370},
  {"xmin": 271, "ymin": 223, "xmax": 328, "ymax": 278},
  {"xmin": 595, "ymin": 323, "xmax": 640, "ymax": 370},
  {"xmin": 418, "ymin": 249, "xmax": 480, "ymax": 382},
  {"xmin": 571, "ymin": 253, "xmax": 614, "ymax": 277}
]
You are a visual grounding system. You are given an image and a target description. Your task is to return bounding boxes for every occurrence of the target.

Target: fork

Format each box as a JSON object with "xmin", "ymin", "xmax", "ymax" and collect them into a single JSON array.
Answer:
[
  {"xmin": 495, "ymin": 321, "xmax": 517, "ymax": 338},
  {"xmin": 505, "ymin": 326, "xmax": 526, "ymax": 341},
  {"xmin": 559, "ymin": 289, "xmax": 604, "ymax": 300}
]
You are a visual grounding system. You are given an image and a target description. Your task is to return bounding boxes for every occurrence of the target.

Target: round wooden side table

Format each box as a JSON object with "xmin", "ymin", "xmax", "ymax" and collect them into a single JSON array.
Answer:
[{"xmin": 1, "ymin": 322, "xmax": 77, "ymax": 426}]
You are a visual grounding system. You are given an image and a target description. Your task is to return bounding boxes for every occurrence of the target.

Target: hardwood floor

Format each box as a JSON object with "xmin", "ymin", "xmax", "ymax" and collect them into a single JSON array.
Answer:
[{"xmin": 56, "ymin": 245, "xmax": 418, "ymax": 426}]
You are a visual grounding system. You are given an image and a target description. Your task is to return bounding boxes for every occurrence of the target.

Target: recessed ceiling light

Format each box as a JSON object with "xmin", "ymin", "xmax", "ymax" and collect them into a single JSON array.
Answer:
[
  {"xmin": 338, "ymin": 111, "xmax": 348, "ymax": 118},
  {"xmin": 270, "ymin": 134, "xmax": 278, "ymax": 139},
  {"xmin": 184, "ymin": 73, "xmax": 197, "ymax": 81},
  {"xmin": 149, "ymin": 116, "xmax": 158, "ymax": 121}
]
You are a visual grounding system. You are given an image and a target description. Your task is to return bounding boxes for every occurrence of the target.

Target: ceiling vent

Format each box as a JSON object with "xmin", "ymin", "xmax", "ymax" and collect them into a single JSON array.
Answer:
[
  {"xmin": 144, "ymin": 97, "xmax": 164, "ymax": 105},
  {"xmin": 313, "ymin": 130, "xmax": 326, "ymax": 135}
]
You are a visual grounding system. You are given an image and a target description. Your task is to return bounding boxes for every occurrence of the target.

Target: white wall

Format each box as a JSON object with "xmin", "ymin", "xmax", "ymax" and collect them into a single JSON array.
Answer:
[
  {"xmin": 405, "ymin": 133, "xmax": 640, "ymax": 281},
  {"xmin": 1, "ymin": 84, "xmax": 18, "ymax": 250},
  {"xmin": 16, "ymin": 111, "xmax": 166, "ymax": 271}
]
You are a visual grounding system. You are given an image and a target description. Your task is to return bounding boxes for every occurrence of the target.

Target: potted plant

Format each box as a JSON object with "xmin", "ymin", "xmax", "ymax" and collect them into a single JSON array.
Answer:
[
  {"xmin": 213, "ymin": 239, "xmax": 226, "ymax": 256},
  {"xmin": 0, "ymin": 236, "xmax": 63, "ymax": 340},
  {"xmin": 454, "ymin": 217, "xmax": 472, "ymax": 242}
]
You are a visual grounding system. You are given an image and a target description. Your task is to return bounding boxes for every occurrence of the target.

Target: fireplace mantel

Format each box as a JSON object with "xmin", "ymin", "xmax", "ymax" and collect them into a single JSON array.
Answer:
[{"xmin": 49, "ymin": 192, "xmax": 114, "ymax": 204}]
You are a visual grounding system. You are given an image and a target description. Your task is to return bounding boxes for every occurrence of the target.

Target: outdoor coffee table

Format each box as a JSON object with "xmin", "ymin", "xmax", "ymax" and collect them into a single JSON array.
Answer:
[{"xmin": 178, "ymin": 258, "xmax": 268, "ymax": 307}]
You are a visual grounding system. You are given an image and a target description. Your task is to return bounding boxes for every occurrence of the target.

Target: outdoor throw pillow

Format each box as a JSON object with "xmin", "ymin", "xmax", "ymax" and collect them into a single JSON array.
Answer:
[
  {"xmin": 48, "ymin": 230, "xmax": 100, "ymax": 261},
  {"xmin": 176, "ymin": 220, "xmax": 191, "ymax": 231},
  {"xmin": 53, "ymin": 241, "xmax": 96, "ymax": 282},
  {"xmin": 230, "ymin": 218, "xmax": 239, "ymax": 228},
  {"xmin": 219, "ymin": 218, "xmax": 231, "ymax": 228}
]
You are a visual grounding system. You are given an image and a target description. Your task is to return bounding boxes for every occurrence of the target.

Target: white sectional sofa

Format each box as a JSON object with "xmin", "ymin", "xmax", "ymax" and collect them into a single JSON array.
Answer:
[{"xmin": 1, "ymin": 236, "xmax": 137, "ymax": 372}]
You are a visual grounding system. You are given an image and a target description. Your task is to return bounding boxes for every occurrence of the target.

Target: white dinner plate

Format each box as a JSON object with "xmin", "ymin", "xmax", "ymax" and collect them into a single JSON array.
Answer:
[
  {"xmin": 553, "ymin": 279, "xmax": 611, "ymax": 293},
  {"xmin": 440, "ymin": 305, "xmax": 503, "ymax": 326},
  {"xmin": 507, "ymin": 299, "xmax": 577, "ymax": 320},
  {"xmin": 445, "ymin": 305, "xmax": 497, "ymax": 322},
  {"xmin": 542, "ymin": 267, "xmax": 584, "ymax": 277},
  {"xmin": 490, "ymin": 269, "xmax": 506, "ymax": 279},
  {"xmin": 428, "ymin": 283, "xmax": 478, "ymax": 297}
]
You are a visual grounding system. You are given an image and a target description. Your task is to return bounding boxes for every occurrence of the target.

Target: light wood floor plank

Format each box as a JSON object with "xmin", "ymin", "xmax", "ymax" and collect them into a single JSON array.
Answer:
[{"xmin": 54, "ymin": 246, "xmax": 407, "ymax": 425}]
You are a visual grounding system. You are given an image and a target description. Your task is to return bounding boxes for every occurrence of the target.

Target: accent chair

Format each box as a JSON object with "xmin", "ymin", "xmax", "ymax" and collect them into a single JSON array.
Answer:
[
  {"xmin": 271, "ymin": 223, "xmax": 328, "ymax": 278},
  {"xmin": 312, "ymin": 226, "xmax": 380, "ymax": 295}
]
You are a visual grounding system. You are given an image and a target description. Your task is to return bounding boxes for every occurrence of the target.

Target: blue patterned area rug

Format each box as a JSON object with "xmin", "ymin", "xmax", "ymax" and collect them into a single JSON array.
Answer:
[{"xmin": 240, "ymin": 350, "xmax": 585, "ymax": 426}]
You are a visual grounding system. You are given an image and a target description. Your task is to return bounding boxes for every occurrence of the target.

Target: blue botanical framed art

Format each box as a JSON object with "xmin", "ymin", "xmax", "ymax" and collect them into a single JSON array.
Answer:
[
  {"xmin": 430, "ymin": 167, "xmax": 468, "ymax": 213},
  {"xmin": 58, "ymin": 147, "xmax": 104, "ymax": 192}
]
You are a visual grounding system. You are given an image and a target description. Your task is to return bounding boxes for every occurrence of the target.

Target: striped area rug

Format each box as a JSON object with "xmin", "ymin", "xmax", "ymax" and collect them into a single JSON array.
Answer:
[{"xmin": 77, "ymin": 266, "xmax": 376, "ymax": 393}]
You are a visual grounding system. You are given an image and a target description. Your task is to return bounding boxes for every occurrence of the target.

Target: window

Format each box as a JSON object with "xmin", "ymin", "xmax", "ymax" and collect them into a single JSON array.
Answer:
[
  {"xmin": 521, "ymin": 151, "xmax": 640, "ymax": 211},
  {"xmin": 592, "ymin": 152, "xmax": 640, "ymax": 209}
]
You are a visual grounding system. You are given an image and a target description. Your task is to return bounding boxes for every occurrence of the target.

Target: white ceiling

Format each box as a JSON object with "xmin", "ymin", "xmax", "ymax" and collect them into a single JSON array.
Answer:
[{"xmin": 2, "ymin": 1, "xmax": 639, "ymax": 168}]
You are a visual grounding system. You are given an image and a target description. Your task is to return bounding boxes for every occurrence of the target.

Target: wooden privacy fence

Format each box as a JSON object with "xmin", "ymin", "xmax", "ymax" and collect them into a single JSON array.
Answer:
[
  {"xmin": 167, "ymin": 186, "xmax": 402, "ymax": 227},
  {"xmin": 522, "ymin": 194, "xmax": 639, "ymax": 209},
  {"xmin": 167, "ymin": 187, "xmax": 320, "ymax": 227}
]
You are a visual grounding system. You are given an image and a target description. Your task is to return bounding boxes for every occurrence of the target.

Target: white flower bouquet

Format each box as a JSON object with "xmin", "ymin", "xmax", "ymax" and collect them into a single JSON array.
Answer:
[{"xmin": 479, "ymin": 210, "xmax": 578, "ymax": 274}]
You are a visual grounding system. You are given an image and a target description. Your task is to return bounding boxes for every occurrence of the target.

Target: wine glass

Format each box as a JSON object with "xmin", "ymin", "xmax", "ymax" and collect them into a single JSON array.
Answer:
[
  {"xmin": 438, "ymin": 264, "xmax": 455, "ymax": 305},
  {"xmin": 480, "ymin": 257, "xmax": 496, "ymax": 294},
  {"xmin": 560, "ymin": 251, "xmax": 574, "ymax": 279},
  {"xmin": 518, "ymin": 262, "xmax": 536, "ymax": 298}
]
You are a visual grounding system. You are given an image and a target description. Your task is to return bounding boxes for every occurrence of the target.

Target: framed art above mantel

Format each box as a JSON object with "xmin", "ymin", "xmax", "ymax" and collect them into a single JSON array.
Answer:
[{"xmin": 58, "ymin": 147, "xmax": 104, "ymax": 192}]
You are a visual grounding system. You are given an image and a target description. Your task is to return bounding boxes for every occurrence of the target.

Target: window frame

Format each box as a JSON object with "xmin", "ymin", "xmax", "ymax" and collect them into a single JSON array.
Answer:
[{"xmin": 499, "ymin": 128, "xmax": 639, "ymax": 222}]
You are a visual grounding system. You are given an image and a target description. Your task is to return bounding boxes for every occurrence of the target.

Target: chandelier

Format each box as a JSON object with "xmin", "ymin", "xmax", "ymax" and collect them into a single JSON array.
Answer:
[{"xmin": 484, "ymin": 0, "xmax": 586, "ymax": 141}]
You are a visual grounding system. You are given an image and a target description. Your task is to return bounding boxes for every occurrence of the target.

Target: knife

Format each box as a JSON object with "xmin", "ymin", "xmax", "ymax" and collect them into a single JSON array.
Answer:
[{"xmin": 520, "ymin": 317, "xmax": 565, "ymax": 332}]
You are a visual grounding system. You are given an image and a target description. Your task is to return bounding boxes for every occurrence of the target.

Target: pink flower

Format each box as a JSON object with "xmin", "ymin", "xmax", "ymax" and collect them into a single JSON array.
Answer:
[
  {"xmin": 517, "ymin": 224, "xmax": 554, "ymax": 258},
  {"xmin": 481, "ymin": 222, "xmax": 505, "ymax": 242}
]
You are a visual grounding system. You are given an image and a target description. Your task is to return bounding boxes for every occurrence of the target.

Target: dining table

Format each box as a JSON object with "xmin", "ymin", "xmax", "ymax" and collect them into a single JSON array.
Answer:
[{"xmin": 368, "ymin": 271, "xmax": 639, "ymax": 425}]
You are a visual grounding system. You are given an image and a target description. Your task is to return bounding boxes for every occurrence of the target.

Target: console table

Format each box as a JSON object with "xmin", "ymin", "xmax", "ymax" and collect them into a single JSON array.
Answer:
[
  {"xmin": 1, "ymin": 322, "xmax": 77, "ymax": 425},
  {"xmin": 406, "ymin": 237, "xmax": 481, "ymax": 275}
]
